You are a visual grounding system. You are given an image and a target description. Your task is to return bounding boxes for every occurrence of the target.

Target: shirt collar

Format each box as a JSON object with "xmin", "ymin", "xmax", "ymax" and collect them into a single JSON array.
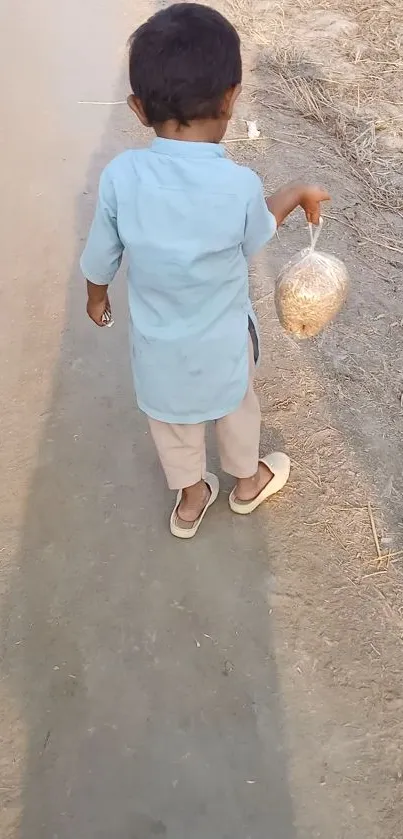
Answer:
[{"xmin": 151, "ymin": 137, "xmax": 226, "ymax": 158}]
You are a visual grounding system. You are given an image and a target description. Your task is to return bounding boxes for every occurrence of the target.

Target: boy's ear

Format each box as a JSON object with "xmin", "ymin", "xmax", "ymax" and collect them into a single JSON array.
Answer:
[
  {"xmin": 221, "ymin": 84, "xmax": 242, "ymax": 120},
  {"xmin": 127, "ymin": 94, "xmax": 150, "ymax": 126}
]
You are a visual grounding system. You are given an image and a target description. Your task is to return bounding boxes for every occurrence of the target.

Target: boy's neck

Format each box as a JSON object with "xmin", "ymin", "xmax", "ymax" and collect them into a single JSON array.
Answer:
[{"xmin": 155, "ymin": 118, "xmax": 226, "ymax": 145}]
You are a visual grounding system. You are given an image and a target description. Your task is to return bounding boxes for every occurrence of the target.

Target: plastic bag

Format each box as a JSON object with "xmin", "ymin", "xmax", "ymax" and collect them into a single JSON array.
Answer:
[{"xmin": 274, "ymin": 220, "xmax": 349, "ymax": 339}]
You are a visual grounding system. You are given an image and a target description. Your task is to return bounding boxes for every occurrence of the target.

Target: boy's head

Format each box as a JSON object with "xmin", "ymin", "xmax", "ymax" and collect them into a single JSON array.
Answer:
[{"xmin": 128, "ymin": 3, "xmax": 242, "ymax": 142}]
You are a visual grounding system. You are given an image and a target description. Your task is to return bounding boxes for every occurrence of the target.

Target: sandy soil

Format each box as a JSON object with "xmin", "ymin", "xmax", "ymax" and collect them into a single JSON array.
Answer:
[{"xmin": 1, "ymin": 0, "xmax": 403, "ymax": 837}]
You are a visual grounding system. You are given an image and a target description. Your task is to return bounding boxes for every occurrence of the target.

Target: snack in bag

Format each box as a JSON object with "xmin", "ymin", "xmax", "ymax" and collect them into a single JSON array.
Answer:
[{"xmin": 274, "ymin": 219, "xmax": 349, "ymax": 338}]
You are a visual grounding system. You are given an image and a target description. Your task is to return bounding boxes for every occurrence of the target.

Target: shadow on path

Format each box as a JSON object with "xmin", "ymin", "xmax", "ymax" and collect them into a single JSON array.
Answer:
[{"xmin": 1, "ymin": 71, "xmax": 296, "ymax": 839}]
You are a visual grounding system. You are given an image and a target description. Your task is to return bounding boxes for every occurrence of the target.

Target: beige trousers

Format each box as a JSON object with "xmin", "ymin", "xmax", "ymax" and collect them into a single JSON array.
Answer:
[{"xmin": 148, "ymin": 341, "xmax": 261, "ymax": 490}]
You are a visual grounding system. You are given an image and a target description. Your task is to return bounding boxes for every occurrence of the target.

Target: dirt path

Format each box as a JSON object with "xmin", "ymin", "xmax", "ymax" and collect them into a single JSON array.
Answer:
[{"xmin": 1, "ymin": 0, "xmax": 402, "ymax": 838}]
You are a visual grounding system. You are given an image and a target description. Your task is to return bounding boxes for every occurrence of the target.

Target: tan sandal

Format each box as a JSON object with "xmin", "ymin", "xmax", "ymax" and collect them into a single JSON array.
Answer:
[
  {"xmin": 170, "ymin": 472, "xmax": 219, "ymax": 539},
  {"xmin": 229, "ymin": 452, "xmax": 290, "ymax": 515}
]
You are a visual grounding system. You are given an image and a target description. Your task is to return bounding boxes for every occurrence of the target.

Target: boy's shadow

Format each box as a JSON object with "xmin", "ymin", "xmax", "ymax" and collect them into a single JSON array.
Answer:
[{"xmin": 1, "ymin": 69, "xmax": 296, "ymax": 839}]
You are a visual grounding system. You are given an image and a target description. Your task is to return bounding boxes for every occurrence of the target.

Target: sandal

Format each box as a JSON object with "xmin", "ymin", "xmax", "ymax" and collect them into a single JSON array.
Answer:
[
  {"xmin": 229, "ymin": 452, "xmax": 290, "ymax": 515},
  {"xmin": 170, "ymin": 472, "xmax": 220, "ymax": 539}
]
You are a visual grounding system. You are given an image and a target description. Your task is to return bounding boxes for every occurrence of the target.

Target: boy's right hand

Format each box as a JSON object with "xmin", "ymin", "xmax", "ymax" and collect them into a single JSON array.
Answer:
[
  {"xmin": 266, "ymin": 182, "xmax": 330, "ymax": 227},
  {"xmin": 299, "ymin": 185, "xmax": 330, "ymax": 225}
]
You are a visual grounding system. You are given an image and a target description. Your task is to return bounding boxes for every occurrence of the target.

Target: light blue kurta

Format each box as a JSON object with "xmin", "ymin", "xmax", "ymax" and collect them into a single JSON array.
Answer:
[{"xmin": 80, "ymin": 138, "xmax": 276, "ymax": 423}]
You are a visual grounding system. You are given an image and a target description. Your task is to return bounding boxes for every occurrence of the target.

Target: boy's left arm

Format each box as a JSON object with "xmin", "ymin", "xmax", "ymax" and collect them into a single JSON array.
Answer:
[{"xmin": 80, "ymin": 167, "xmax": 124, "ymax": 327}]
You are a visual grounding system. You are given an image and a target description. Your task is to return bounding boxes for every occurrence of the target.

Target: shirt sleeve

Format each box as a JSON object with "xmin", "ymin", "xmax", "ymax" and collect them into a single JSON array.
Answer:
[
  {"xmin": 80, "ymin": 167, "xmax": 124, "ymax": 285},
  {"xmin": 242, "ymin": 171, "xmax": 277, "ymax": 259}
]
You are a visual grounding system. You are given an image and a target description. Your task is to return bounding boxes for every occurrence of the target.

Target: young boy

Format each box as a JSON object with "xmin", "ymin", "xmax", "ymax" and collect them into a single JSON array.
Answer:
[{"xmin": 81, "ymin": 3, "xmax": 329, "ymax": 538}]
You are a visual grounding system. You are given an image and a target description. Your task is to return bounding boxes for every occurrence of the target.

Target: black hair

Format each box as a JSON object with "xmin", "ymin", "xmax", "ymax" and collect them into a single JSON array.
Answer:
[{"xmin": 129, "ymin": 3, "xmax": 242, "ymax": 126}]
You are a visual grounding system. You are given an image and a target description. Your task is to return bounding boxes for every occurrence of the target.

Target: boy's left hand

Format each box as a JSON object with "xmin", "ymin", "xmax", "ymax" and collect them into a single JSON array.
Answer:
[
  {"xmin": 299, "ymin": 186, "xmax": 330, "ymax": 225},
  {"xmin": 86, "ymin": 280, "xmax": 111, "ymax": 327},
  {"xmin": 87, "ymin": 293, "xmax": 111, "ymax": 327}
]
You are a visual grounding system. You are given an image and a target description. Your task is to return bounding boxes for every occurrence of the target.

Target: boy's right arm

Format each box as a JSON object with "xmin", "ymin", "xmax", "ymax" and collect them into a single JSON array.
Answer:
[
  {"xmin": 266, "ymin": 183, "xmax": 330, "ymax": 226},
  {"xmin": 242, "ymin": 172, "xmax": 330, "ymax": 260}
]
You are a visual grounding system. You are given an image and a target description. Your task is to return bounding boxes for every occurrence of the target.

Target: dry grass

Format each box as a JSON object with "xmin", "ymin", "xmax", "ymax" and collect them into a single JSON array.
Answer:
[
  {"xmin": 226, "ymin": 0, "xmax": 403, "ymax": 211},
  {"xmin": 254, "ymin": 311, "xmax": 403, "ymax": 619},
  {"xmin": 221, "ymin": 0, "xmax": 403, "ymax": 619}
]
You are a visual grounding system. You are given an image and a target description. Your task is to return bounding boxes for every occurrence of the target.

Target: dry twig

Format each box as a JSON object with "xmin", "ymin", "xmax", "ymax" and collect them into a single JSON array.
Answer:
[{"xmin": 367, "ymin": 502, "xmax": 382, "ymax": 559}]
